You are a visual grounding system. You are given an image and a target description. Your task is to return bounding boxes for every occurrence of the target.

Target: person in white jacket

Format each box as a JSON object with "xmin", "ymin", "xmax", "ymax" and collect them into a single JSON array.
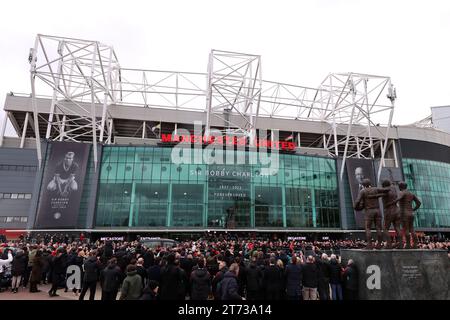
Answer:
[
  {"xmin": 0, "ymin": 249, "xmax": 13, "ymax": 292},
  {"xmin": 0, "ymin": 250, "xmax": 13, "ymax": 269}
]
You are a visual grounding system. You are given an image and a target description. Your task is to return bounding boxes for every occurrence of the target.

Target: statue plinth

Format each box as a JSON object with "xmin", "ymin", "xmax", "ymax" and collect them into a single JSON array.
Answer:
[{"xmin": 340, "ymin": 249, "xmax": 450, "ymax": 300}]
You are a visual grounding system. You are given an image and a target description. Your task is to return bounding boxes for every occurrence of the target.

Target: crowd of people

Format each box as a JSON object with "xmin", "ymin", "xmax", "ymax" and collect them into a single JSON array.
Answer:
[{"xmin": 0, "ymin": 234, "xmax": 449, "ymax": 300}]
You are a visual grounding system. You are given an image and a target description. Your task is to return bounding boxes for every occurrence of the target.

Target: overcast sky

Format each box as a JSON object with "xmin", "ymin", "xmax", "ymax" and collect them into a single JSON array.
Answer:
[{"xmin": 1, "ymin": 0, "xmax": 449, "ymax": 136}]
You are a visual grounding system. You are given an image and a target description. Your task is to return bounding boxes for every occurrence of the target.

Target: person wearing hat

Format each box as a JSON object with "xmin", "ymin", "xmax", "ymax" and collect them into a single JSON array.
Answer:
[{"xmin": 119, "ymin": 264, "xmax": 143, "ymax": 300}]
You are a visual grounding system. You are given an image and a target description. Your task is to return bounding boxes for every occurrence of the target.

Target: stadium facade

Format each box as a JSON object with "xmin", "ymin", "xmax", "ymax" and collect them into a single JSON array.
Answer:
[{"xmin": 0, "ymin": 35, "xmax": 449, "ymax": 240}]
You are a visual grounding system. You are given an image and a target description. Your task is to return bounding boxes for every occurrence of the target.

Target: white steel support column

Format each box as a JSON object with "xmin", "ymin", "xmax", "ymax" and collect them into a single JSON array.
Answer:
[
  {"xmin": 339, "ymin": 82, "xmax": 357, "ymax": 180},
  {"xmin": 99, "ymin": 92, "xmax": 108, "ymax": 142},
  {"xmin": 91, "ymin": 84, "xmax": 98, "ymax": 171},
  {"xmin": 355, "ymin": 136, "xmax": 361, "ymax": 158},
  {"xmin": 205, "ymin": 52, "xmax": 213, "ymax": 137},
  {"xmin": 90, "ymin": 44, "xmax": 98, "ymax": 171},
  {"xmin": 142, "ymin": 121, "xmax": 146, "ymax": 139},
  {"xmin": 364, "ymin": 79, "xmax": 375, "ymax": 159},
  {"xmin": 20, "ymin": 112, "xmax": 29, "ymax": 148},
  {"xmin": 45, "ymin": 56, "xmax": 63, "ymax": 139},
  {"xmin": 99, "ymin": 47, "xmax": 113, "ymax": 142},
  {"xmin": 392, "ymin": 139, "xmax": 399, "ymax": 167},
  {"xmin": 31, "ymin": 77, "xmax": 42, "ymax": 168},
  {"xmin": 59, "ymin": 115, "xmax": 66, "ymax": 141},
  {"xmin": 107, "ymin": 118, "xmax": 113, "ymax": 144},
  {"xmin": 89, "ymin": 88, "xmax": 98, "ymax": 168},
  {"xmin": 0, "ymin": 112, "xmax": 8, "ymax": 147},
  {"xmin": 330, "ymin": 76, "xmax": 339, "ymax": 157},
  {"xmin": 377, "ymin": 84, "xmax": 396, "ymax": 183},
  {"xmin": 30, "ymin": 36, "xmax": 42, "ymax": 169}
]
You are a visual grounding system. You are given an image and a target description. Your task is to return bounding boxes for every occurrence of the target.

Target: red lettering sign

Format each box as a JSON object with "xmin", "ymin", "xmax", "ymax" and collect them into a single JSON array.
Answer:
[{"xmin": 160, "ymin": 134, "xmax": 297, "ymax": 151}]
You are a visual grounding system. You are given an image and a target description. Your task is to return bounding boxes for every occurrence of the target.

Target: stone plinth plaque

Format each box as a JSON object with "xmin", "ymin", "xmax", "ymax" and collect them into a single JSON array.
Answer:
[{"xmin": 340, "ymin": 249, "xmax": 450, "ymax": 300}]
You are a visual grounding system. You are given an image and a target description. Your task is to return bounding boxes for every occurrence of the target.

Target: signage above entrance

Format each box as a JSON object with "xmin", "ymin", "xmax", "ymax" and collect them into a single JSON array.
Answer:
[{"xmin": 161, "ymin": 134, "xmax": 296, "ymax": 151}]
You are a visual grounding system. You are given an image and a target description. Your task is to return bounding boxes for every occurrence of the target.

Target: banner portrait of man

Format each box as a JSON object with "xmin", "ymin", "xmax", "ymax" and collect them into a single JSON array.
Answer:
[
  {"xmin": 35, "ymin": 142, "xmax": 90, "ymax": 228},
  {"xmin": 46, "ymin": 151, "xmax": 79, "ymax": 197},
  {"xmin": 346, "ymin": 159, "xmax": 376, "ymax": 228}
]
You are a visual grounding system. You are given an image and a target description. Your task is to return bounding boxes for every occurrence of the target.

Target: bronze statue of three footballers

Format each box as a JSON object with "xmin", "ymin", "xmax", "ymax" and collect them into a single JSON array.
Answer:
[{"xmin": 354, "ymin": 179, "xmax": 421, "ymax": 249}]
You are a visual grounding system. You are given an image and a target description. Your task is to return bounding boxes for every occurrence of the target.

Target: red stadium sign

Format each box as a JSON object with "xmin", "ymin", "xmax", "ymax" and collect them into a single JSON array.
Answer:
[{"xmin": 161, "ymin": 133, "xmax": 296, "ymax": 151}]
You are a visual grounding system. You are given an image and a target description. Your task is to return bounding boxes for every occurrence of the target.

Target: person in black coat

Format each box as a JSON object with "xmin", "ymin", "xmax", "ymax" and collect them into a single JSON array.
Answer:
[
  {"xmin": 175, "ymin": 258, "xmax": 188, "ymax": 299},
  {"xmin": 147, "ymin": 257, "xmax": 162, "ymax": 283},
  {"xmin": 343, "ymin": 259, "xmax": 358, "ymax": 300},
  {"xmin": 103, "ymin": 241, "xmax": 114, "ymax": 260},
  {"xmin": 48, "ymin": 248, "xmax": 68, "ymax": 297},
  {"xmin": 142, "ymin": 249, "xmax": 154, "ymax": 269},
  {"xmin": 11, "ymin": 249, "xmax": 27, "ymax": 293},
  {"xmin": 29, "ymin": 250, "xmax": 43, "ymax": 293},
  {"xmin": 285, "ymin": 256, "xmax": 302, "ymax": 300},
  {"xmin": 136, "ymin": 257, "xmax": 147, "ymax": 288},
  {"xmin": 218, "ymin": 263, "xmax": 244, "ymax": 301},
  {"xmin": 190, "ymin": 258, "xmax": 211, "ymax": 300},
  {"xmin": 41, "ymin": 249, "xmax": 51, "ymax": 285},
  {"xmin": 316, "ymin": 253, "xmax": 331, "ymax": 300},
  {"xmin": 100, "ymin": 257, "xmax": 122, "ymax": 300},
  {"xmin": 179, "ymin": 253, "xmax": 195, "ymax": 294},
  {"xmin": 329, "ymin": 255, "xmax": 343, "ymax": 300},
  {"xmin": 79, "ymin": 251, "xmax": 100, "ymax": 300},
  {"xmin": 65, "ymin": 248, "xmax": 83, "ymax": 294},
  {"xmin": 245, "ymin": 256, "xmax": 262, "ymax": 300},
  {"xmin": 140, "ymin": 280, "xmax": 159, "ymax": 300},
  {"xmin": 262, "ymin": 257, "xmax": 283, "ymax": 300},
  {"xmin": 235, "ymin": 256, "xmax": 247, "ymax": 297},
  {"xmin": 159, "ymin": 254, "xmax": 184, "ymax": 300},
  {"xmin": 302, "ymin": 255, "xmax": 319, "ymax": 300},
  {"xmin": 212, "ymin": 260, "xmax": 228, "ymax": 300}
]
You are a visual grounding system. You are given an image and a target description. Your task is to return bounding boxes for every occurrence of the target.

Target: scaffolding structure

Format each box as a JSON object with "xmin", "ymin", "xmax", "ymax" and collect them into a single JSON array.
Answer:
[
  {"xmin": 24, "ymin": 34, "xmax": 396, "ymax": 180},
  {"xmin": 29, "ymin": 34, "xmax": 120, "ymax": 169}
]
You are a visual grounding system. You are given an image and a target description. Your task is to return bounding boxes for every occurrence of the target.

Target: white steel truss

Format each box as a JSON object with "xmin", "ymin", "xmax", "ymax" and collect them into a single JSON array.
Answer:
[
  {"xmin": 29, "ymin": 34, "xmax": 120, "ymax": 169},
  {"xmin": 410, "ymin": 115, "xmax": 433, "ymax": 128},
  {"xmin": 27, "ymin": 35, "xmax": 396, "ymax": 182},
  {"xmin": 316, "ymin": 73, "xmax": 396, "ymax": 181},
  {"xmin": 205, "ymin": 50, "xmax": 262, "ymax": 142}
]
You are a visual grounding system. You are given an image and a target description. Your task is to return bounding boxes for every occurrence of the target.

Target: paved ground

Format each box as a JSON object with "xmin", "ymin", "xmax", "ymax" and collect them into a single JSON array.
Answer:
[{"xmin": 0, "ymin": 284, "xmax": 111, "ymax": 300}]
